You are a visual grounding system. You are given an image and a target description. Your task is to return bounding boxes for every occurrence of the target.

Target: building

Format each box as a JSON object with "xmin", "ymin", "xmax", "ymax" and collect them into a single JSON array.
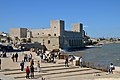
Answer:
[
  {"xmin": 0, "ymin": 32, "xmax": 10, "ymax": 43},
  {"xmin": 10, "ymin": 28, "xmax": 27, "ymax": 39},
  {"xmin": 9, "ymin": 20, "xmax": 87, "ymax": 51}
]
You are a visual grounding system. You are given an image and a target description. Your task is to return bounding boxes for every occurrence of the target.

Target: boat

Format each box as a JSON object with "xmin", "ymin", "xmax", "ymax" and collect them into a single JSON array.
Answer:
[{"xmin": 85, "ymin": 45, "xmax": 102, "ymax": 48}]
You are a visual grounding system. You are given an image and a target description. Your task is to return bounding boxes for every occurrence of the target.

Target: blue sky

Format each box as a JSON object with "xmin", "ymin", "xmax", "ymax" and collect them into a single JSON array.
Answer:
[{"xmin": 0, "ymin": 0, "xmax": 120, "ymax": 38}]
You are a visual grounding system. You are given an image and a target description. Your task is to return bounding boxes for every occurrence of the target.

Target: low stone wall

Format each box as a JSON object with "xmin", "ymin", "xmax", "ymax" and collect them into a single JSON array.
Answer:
[
  {"xmin": 84, "ymin": 61, "xmax": 108, "ymax": 72},
  {"xmin": 59, "ymin": 54, "xmax": 108, "ymax": 72}
]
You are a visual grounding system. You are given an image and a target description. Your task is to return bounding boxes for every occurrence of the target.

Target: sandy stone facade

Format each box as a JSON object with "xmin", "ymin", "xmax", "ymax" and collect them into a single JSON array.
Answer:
[{"xmin": 9, "ymin": 20, "xmax": 86, "ymax": 50}]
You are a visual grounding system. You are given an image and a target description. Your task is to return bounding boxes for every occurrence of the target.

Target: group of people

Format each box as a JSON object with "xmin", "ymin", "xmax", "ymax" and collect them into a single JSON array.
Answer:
[
  {"xmin": 19, "ymin": 53, "xmax": 34, "ymax": 79},
  {"xmin": 40, "ymin": 52, "xmax": 56, "ymax": 63},
  {"xmin": 25, "ymin": 60, "xmax": 35, "ymax": 79},
  {"xmin": 19, "ymin": 52, "xmax": 40, "ymax": 79},
  {"xmin": 65, "ymin": 56, "xmax": 83, "ymax": 67},
  {"xmin": 11, "ymin": 53, "xmax": 18, "ymax": 62},
  {"xmin": 25, "ymin": 60, "xmax": 40, "ymax": 79},
  {"xmin": 23, "ymin": 53, "xmax": 32, "ymax": 62}
]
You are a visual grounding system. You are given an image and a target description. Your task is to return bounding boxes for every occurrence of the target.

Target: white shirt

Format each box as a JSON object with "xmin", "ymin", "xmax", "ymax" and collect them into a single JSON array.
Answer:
[{"xmin": 80, "ymin": 58, "xmax": 83, "ymax": 62}]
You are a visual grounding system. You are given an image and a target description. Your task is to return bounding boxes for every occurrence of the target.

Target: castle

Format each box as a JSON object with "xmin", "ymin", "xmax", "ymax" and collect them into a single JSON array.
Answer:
[{"xmin": 9, "ymin": 20, "xmax": 88, "ymax": 50}]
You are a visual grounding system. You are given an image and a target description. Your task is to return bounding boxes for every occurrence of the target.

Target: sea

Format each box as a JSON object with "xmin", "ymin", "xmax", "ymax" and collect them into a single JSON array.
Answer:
[{"xmin": 66, "ymin": 43, "xmax": 120, "ymax": 67}]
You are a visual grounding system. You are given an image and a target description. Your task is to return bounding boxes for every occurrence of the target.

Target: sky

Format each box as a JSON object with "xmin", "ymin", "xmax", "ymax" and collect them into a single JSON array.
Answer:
[{"xmin": 0, "ymin": 0, "xmax": 120, "ymax": 38}]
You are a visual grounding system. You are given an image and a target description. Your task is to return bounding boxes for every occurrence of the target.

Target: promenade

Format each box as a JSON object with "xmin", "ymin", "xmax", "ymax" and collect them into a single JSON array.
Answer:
[{"xmin": 0, "ymin": 51, "xmax": 120, "ymax": 80}]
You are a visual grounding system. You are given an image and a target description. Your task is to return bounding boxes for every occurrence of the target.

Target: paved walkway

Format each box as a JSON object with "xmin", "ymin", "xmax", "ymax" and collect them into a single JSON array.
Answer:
[{"xmin": 0, "ymin": 51, "xmax": 120, "ymax": 80}]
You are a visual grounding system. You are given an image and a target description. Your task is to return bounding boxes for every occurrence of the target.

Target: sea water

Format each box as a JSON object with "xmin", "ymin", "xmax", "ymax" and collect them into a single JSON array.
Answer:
[{"xmin": 69, "ymin": 43, "xmax": 120, "ymax": 67}]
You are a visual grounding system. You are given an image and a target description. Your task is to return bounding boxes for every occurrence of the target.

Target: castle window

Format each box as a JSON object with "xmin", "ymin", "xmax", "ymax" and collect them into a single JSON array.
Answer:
[
  {"xmin": 48, "ymin": 34, "xmax": 51, "ymax": 36},
  {"xmin": 42, "ymin": 33, "xmax": 44, "ymax": 34},
  {"xmin": 48, "ymin": 40, "xmax": 50, "ymax": 44},
  {"xmin": 54, "ymin": 34, "xmax": 56, "ymax": 36},
  {"xmin": 54, "ymin": 26, "xmax": 56, "ymax": 28},
  {"xmin": 37, "ymin": 33, "xmax": 39, "ymax": 35}
]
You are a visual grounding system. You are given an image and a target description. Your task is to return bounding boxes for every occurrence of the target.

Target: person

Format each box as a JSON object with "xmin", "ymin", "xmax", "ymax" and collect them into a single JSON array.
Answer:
[
  {"xmin": 3, "ymin": 52, "xmax": 6, "ymax": 57},
  {"xmin": 28, "ymin": 53, "xmax": 32, "ymax": 62},
  {"xmin": 20, "ymin": 60, "xmax": 24, "ymax": 71},
  {"xmin": 26, "ymin": 66, "xmax": 30, "ymax": 79},
  {"xmin": 65, "ymin": 57, "xmax": 69, "ymax": 67},
  {"xmin": 36, "ymin": 50, "xmax": 40, "ymax": 56},
  {"xmin": 15, "ymin": 53, "xmax": 18, "ymax": 62},
  {"xmin": 69, "ymin": 55, "xmax": 74, "ymax": 65},
  {"xmin": 11, "ymin": 54, "xmax": 15, "ymax": 62},
  {"xmin": 51, "ymin": 53, "xmax": 55, "ymax": 62},
  {"xmin": 30, "ymin": 59, "xmax": 34, "ymax": 67},
  {"xmin": 24, "ymin": 54, "xmax": 28, "ymax": 62},
  {"xmin": 79, "ymin": 56, "xmax": 83, "ymax": 67},
  {"xmin": 36, "ymin": 61, "xmax": 40, "ymax": 72},
  {"xmin": 30, "ymin": 65, "xmax": 34, "ymax": 78},
  {"xmin": 108, "ymin": 63, "xmax": 115, "ymax": 74},
  {"xmin": 58, "ymin": 52, "xmax": 61, "ymax": 59},
  {"xmin": 43, "ymin": 53, "xmax": 46, "ymax": 62},
  {"xmin": 0, "ymin": 58, "xmax": 1, "ymax": 70}
]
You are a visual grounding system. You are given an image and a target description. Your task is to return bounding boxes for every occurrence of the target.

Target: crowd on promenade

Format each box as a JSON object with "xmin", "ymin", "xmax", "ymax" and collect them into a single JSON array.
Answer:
[{"xmin": 0, "ymin": 49, "xmax": 116, "ymax": 79}]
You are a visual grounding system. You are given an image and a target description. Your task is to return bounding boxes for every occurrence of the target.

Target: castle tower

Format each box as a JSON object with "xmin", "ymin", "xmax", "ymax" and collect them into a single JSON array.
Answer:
[
  {"xmin": 72, "ymin": 23, "xmax": 83, "ymax": 32},
  {"xmin": 72, "ymin": 23, "xmax": 83, "ymax": 37},
  {"xmin": 50, "ymin": 20, "xmax": 65, "ymax": 36}
]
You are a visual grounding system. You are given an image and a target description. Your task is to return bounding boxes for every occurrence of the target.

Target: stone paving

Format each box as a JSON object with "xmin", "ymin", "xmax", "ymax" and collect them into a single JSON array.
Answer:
[{"xmin": 0, "ymin": 51, "xmax": 120, "ymax": 80}]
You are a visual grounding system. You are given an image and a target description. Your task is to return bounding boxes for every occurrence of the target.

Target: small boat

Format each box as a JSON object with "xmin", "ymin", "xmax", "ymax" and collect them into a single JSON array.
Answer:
[{"xmin": 86, "ymin": 45, "xmax": 102, "ymax": 48}]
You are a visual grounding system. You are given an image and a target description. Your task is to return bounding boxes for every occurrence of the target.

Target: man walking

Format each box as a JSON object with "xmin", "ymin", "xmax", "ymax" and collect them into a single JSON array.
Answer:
[
  {"xmin": 15, "ymin": 53, "xmax": 18, "ymax": 62},
  {"xmin": 20, "ymin": 60, "xmax": 24, "ymax": 71}
]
